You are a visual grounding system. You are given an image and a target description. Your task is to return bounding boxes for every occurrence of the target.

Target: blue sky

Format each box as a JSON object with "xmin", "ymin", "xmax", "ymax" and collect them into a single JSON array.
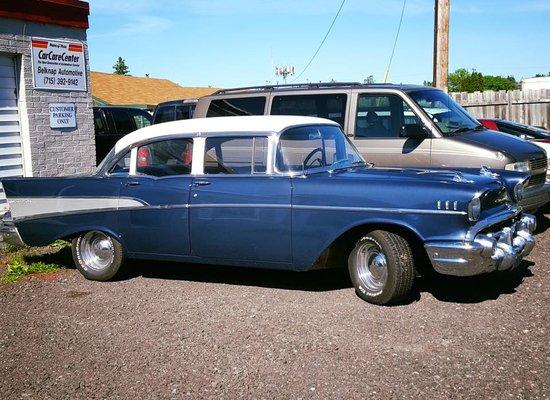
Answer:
[{"xmin": 87, "ymin": 0, "xmax": 550, "ymax": 88}]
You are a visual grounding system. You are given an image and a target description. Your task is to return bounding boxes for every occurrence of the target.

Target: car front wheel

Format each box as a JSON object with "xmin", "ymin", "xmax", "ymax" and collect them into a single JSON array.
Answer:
[
  {"xmin": 348, "ymin": 230, "xmax": 415, "ymax": 305},
  {"xmin": 72, "ymin": 231, "xmax": 125, "ymax": 281}
]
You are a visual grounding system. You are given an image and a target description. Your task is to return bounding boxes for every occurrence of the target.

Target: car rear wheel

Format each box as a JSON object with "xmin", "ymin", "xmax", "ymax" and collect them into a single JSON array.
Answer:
[
  {"xmin": 348, "ymin": 230, "xmax": 415, "ymax": 305},
  {"xmin": 72, "ymin": 231, "xmax": 124, "ymax": 281}
]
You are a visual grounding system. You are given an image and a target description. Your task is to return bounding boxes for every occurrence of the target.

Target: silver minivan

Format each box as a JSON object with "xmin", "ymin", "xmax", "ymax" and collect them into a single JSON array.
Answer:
[{"xmin": 193, "ymin": 83, "xmax": 549, "ymax": 212}]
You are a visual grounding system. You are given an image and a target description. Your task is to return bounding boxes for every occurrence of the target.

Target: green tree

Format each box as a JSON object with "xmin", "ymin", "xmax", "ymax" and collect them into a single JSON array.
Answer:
[
  {"xmin": 448, "ymin": 68, "xmax": 519, "ymax": 92},
  {"xmin": 113, "ymin": 57, "xmax": 130, "ymax": 75},
  {"xmin": 483, "ymin": 75, "xmax": 518, "ymax": 91},
  {"xmin": 448, "ymin": 68, "xmax": 470, "ymax": 92}
]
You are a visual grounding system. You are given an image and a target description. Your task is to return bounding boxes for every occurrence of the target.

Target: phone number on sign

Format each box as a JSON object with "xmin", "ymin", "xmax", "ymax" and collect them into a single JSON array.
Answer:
[{"xmin": 43, "ymin": 77, "xmax": 80, "ymax": 86}]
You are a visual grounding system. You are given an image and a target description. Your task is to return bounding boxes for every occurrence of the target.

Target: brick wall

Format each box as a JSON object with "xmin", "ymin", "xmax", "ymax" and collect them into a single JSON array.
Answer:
[{"xmin": 0, "ymin": 18, "xmax": 95, "ymax": 177}]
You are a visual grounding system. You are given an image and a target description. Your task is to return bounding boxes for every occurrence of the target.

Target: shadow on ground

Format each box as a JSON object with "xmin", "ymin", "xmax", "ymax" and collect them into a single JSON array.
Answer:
[
  {"xmin": 131, "ymin": 260, "xmax": 353, "ymax": 292},
  {"xmin": 535, "ymin": 212, "xmax": 549, "ymax": 235},
  {"xmin": 414, "ymin": 261, "xmax": 535, "ymax": 304},
  {"xmin": 126, "ymin": 258, "xmax": 535, "ymax": 305},
  {"xmin": 21, "ymin": 221, "xmax": 542, "ymax": 305}
]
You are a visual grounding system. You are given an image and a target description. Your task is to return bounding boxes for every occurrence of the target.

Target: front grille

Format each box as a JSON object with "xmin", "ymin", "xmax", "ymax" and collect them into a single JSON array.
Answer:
[
  {"xmin": 527, "ymin": 173, "xmax": 546, "ymax": 187},
  {"xmin": 529, "ymin": 157, "xmax": 548, "ymax": 172},
  {"xmin": 481, "ymin": 187, "xmax": 511, "ymax": 210}
]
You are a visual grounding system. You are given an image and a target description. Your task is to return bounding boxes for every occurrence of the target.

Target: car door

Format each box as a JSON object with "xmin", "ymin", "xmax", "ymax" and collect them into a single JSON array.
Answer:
[
  {"xmin": 189, "ymin": 135, "xmax": 292, "ymax": 263},
  {"xmin": 350, "ymin": 92, "xmax": 432, "ymax": 167},
  {"xmin": 118, "ymin": 137, "xmax": 194, "ymax": 257}
]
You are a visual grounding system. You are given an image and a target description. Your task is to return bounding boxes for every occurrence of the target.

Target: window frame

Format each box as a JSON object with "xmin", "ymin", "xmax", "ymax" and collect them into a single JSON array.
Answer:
[
  {"xmin": 202, "ymin": 135, "xmax": 271, "ymax": 176},
  {"xmin": 270, "ymin": 93, "xmax": 348, "ymax": 127},
  {"xmin": 205, "ymin": 95, "xmax": 268, "ymax": 118},
  {"xmin": 348, "ymin": 89, "xmax": 439, "ymax": 139},
  {"xmin": 134, "ymin": 137, "xmax": 195, "ymax": 178},
  {"xmin": 353, "ymin": 93, "xmax": 423, "ymax": 139}
]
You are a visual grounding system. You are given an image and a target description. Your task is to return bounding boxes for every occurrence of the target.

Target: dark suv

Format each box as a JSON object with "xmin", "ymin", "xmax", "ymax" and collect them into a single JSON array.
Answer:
[
  {"xmin": 152, "ymin": 99, "xmax": 197, "ymax": 124},
  {"xmin": 93, "ymin": 106, "xmax": 152, "ymax": 164}
]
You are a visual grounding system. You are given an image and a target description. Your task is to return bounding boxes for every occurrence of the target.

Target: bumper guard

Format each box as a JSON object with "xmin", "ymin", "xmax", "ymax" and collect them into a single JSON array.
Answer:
[{"xmin": 425, "ymin": 214, "xmax": 536, "ymax": 276}]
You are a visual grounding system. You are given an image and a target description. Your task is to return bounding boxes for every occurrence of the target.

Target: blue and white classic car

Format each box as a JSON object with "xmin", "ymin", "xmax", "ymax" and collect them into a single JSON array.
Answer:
[{"xmin": 0, "ymin": 116, "xmax": 537, "ymax": 305}]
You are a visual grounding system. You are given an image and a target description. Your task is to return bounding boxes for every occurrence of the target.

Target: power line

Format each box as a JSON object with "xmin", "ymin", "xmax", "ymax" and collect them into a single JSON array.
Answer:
[
  {"xmin": 291, "ymin": 0, "xmax": 347, "ymax": 83},
  {"xmin": 383, "ymin": 0, "xmax": 407, "ymax": 83}
]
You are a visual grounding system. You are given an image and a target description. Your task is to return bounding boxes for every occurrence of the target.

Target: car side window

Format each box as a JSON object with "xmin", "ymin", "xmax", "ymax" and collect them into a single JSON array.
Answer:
[
  {"xmin": 204, "ymin": 137, "xmax": 268, "ymax": 174},
  {"xmin": 271, "ymin": 94, "xmax": 347, "ymax": 126},
  {"xmin": 355, "ymin": 94, "xmax": 421, "ymax": 138},
  {"xmin": 127, "ymin": 109, "xmax": 152, "ymax": 129},
  {"xmin": 93, "ymin": 109, "xmax": 107, "ymax": 134},
  {"xmin": 175, "ymin": 104, "xmax": 195, "ymax": 120},
  {"xmin": 136, "ymin": 139, "xmax": 193, "ymax": 177},
  {"xmin": 154, "ymin": 106, "xmax": 175, "ymax": 124},
  {"xmin": 206, "ymin": 97, "xmax": 266, "ymax": 117},
  {"xmin": 109, "ymin": 151, "xmax": 131, "ymax": 176},
  {"xmin": 109, "ymin": 108, "xmax": 137, "ymax": 135}
]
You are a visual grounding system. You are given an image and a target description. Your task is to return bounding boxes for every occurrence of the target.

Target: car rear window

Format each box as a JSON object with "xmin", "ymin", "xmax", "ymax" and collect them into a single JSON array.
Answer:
[
  {"xmin": 206, "ymin": 97, "xmax": 266, "ymax": 117},
  {"xmin": 271, "ymin": 94, "xmax": 347, "ymax": 126},
  {"xmin": 154, "ymin": 105, "xmax": 175, "ymax": 124}
]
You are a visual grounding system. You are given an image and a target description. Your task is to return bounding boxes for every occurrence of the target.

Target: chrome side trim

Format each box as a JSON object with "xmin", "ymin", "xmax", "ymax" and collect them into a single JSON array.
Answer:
[
  {"xmin": 8, "ymin": 196, "xmax": 149, "ymax": 220},
  {"xmin": 292, "ymin": 204, "xmax": 466, "ymax": 215},
  {"xmin": 189, "ymin": 203, "xmax": 291, "ymax": 209}
]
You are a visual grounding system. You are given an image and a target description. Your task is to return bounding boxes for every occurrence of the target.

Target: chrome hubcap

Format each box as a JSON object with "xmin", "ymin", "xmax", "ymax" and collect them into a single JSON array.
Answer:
[
  {"xmin": 79, "ymin": 231, "xmax": 115, "ymax": 271},
  {"xmin": 356, "ymin": 240, "xmax": 388, "ymax": 293}
]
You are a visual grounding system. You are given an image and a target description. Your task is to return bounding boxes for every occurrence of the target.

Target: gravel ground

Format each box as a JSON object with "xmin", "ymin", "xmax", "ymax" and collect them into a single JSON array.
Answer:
[{"xmin": 1, "ymin": 215, "xmax": 549, "ymax": 400}]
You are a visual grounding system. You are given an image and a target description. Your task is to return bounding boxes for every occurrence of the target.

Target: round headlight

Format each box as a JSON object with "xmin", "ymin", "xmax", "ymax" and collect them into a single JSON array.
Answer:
[
  {"xmin": 513, "ymin": 181, "xmax": 525, "ymax": 202},
  {"xmin": 468, "ymin": 196, "xmax": 481, "ymax": 222}
]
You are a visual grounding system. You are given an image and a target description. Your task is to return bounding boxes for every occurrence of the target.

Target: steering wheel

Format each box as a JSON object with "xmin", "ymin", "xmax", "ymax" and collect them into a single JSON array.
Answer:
[{"xmin": 302, "ymin": 147, "xmax": 324, "ymax": 169}]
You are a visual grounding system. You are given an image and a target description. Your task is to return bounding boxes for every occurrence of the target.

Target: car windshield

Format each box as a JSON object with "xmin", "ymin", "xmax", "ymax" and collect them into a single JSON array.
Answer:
[
  {"xmin": 277, "ymin": 125, "xmax": 366, "ymax": 173},
  {"xmin": 409, "ymin": 89, "xmax": 481, "ymax": 136}
]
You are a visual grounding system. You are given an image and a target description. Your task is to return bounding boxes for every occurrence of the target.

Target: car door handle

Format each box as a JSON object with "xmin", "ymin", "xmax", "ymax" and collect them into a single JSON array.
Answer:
[
  {"xmin": 193, "ymin": 180, "xmax": 211, "ymax": 187},
  {"xmin": 125, "ymin": 181, "xmax": 141, "ymax": 187}
]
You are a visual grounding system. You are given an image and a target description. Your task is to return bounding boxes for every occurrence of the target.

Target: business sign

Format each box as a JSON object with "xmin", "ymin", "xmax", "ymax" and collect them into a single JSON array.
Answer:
[
  {"xmin": 49, "ymin": 103, "xmax": 76, "ymax": 129},
  {"xmin": 31, "ymin": 38, "xmax": 87, "ymax": 91}
]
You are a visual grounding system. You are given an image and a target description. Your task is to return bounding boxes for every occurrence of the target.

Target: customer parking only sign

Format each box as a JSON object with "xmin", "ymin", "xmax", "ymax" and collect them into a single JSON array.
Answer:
[{"xmin": 31, "ymin": 38, "xmax": 87, "ymax": 91}]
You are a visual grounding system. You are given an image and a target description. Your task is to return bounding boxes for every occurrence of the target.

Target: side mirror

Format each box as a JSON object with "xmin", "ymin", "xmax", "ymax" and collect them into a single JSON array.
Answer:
[{"xmin": 400, "ymin": 124, "xmax": 429, "ymax": 139}]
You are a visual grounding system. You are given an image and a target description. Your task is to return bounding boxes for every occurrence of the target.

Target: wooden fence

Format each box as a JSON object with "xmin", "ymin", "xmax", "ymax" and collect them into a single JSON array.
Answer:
[{"xmin": 450, "ymin": 89, "xmax": 550, "ymax": 129}]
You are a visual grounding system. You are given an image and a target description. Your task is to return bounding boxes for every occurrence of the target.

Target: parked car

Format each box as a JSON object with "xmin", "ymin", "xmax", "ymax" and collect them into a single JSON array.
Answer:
[
  {"xmin": 93, "ymin": 106, "xmax": 152, "ymax": 164},
  {"xmin": 0, "ymin": 116, "xmax": 536, "ymax": 305},
  {"xmin": 478, "ymin": 118, "xmax": 550, "ymax": 180},
  {"xmin": 152, "ymin": 99, "xmax": 197, "ymax": 124},
  {"xmin": 193, "ymin": 83, "xmax": 549, "ymax": 212}
]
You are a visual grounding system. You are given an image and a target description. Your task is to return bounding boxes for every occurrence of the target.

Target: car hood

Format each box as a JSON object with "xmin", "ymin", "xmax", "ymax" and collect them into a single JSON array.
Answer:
[
  {"xmin": 327, "ymin": 167, "xmax": 502, "ymax": 188},
  {"xmin": 450, "ymin": 129, "xmax": 545, "ymax": 161}
]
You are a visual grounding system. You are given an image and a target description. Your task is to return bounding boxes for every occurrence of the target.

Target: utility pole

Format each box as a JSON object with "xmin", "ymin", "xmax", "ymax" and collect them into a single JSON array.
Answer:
[{"xmin": 433, "ymin": 0, "xmax": 450, "ymax": 91}]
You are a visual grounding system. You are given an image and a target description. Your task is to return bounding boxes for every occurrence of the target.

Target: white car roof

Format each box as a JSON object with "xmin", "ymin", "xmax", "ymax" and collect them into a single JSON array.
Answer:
[{"xmin": 114, "ymin": 115, "xmax": 339, "ymax": 154}]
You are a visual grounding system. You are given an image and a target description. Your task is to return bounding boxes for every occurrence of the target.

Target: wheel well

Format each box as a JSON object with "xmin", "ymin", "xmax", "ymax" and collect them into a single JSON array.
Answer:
[{"xmin": 312, "ymin": 223, "xmax": 430, "ymax": 273}]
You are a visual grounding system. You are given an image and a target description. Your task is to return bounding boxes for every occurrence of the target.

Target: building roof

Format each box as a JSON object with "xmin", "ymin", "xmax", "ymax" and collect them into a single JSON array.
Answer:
[
  {"xmin": 0, "ymin": 0, "xmax": 89, "ymax": 29},
  {"xmin": 114, "ymin": 116, "xmax": 338, "ymax": 154},
  {"xmin": 91, "ymin": 71, "xmax": 217, "ymax": 107}
]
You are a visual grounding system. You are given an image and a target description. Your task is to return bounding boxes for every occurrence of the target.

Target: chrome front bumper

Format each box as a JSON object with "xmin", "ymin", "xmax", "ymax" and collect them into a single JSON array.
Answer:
[
  {"xmin": 0, "ymin": 210, "xmax": 25, "ymax": 247},
  {"xmin": 425, "ymin": 214, "xmax": 536, "ymax": 277}
]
